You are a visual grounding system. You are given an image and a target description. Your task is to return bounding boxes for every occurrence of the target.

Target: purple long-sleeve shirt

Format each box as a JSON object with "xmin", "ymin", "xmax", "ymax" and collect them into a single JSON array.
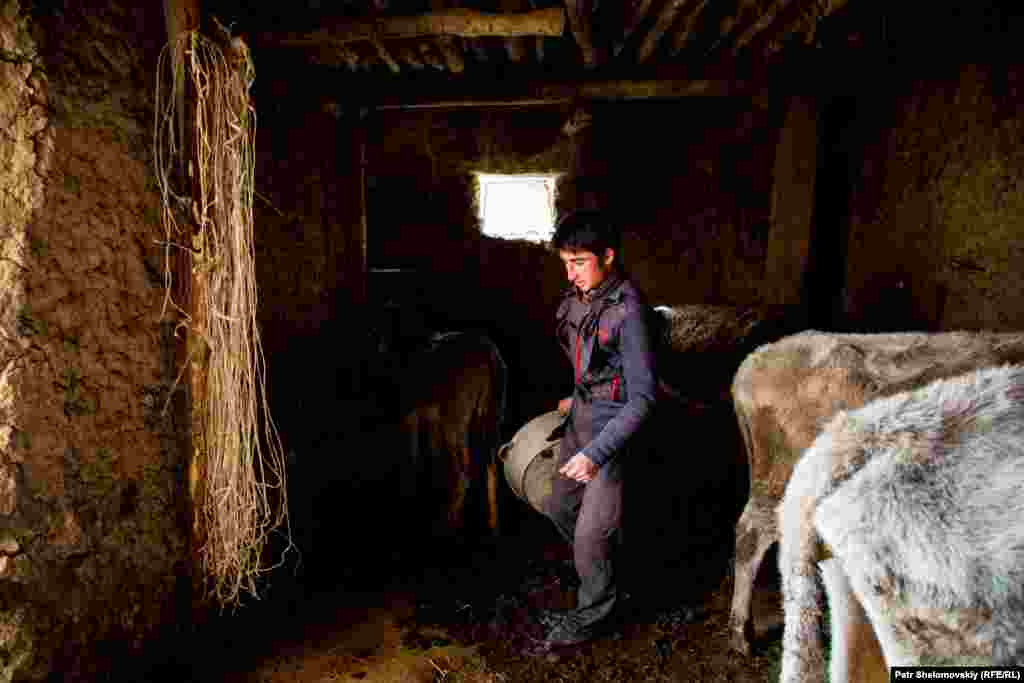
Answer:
[{"xmin": 555, "ymin": 274, "xmax": 659, "ymax": 468}]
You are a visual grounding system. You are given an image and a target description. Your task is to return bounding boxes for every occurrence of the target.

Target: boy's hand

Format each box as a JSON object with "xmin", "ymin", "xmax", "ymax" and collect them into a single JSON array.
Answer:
[{"xmin": 560, "ymin": 452, "xmax": 597, "ymax": 483}]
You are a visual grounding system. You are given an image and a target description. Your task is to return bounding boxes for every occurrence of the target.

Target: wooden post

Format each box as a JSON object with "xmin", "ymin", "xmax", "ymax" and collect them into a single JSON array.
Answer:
[
  {"xmin": 163, "ymin": 0, "xmax": 205, "ymax": 597},
  {"xmin": 325, "ymin": 105, "xmax": 369, "ymax": 396},
  {"xmin": 556, "ymin": 101, "xmax": 609, "ymax": 217},
  {"xmin": 764, "ymin": 95, "xmax": 818, "ymax": 306}
]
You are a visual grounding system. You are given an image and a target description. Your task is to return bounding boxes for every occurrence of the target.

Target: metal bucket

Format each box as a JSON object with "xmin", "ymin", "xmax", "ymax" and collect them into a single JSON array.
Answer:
[{"xmin": 497, "ymin": 410, "xmax": 565, "ymax": 515}]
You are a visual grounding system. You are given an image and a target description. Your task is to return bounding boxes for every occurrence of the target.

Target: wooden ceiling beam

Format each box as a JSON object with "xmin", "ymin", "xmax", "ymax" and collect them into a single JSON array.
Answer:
[
  {"xmin": 264, "ymin": 7, "xmax": 566, "ymax": 47},
  {"xmin": 367, "ymin": 76, "xmax": 759, "ymax": 110}
]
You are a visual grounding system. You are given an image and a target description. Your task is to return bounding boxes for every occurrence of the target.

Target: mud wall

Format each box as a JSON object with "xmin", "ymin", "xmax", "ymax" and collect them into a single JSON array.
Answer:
[
  {"xmin": 0, "ymin": 2, "xmax": 187, "ymax": 680},
  {"xmin": 366, "ymin": 101, "xmax": 783, "ymax": 425},
  {"xmin": 840, "ymin": 14, "xmax": 1024, "ymax": 332}
]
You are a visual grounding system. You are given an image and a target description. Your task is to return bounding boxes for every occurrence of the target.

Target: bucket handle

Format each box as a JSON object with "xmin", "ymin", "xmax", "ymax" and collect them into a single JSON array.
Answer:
[{"xmin": 497, "ymin": 439, "xmax": 514, "ymax": 462}]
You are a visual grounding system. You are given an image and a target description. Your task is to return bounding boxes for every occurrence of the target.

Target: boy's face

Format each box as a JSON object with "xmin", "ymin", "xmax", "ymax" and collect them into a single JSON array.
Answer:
[{"xmin": 559, "ymin": 247, "xmax": 615, "ymax": 294}]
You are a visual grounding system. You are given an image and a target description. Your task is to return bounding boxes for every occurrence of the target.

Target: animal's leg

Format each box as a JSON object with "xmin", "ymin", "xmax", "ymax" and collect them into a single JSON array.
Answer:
[
  {"xmin": 820, "ymin": 558, "xmax": 888, "ymax": 683},
  {"xmin": 842, "ymin": 560, "xmax": 914, "ymax": 670},
  {"xmin": 400, "ymin": 414, "xmax": 420, "ymax": 509},
  {"xmin": 485, "ymin": 457, "xmax": 499, "ymax": 536},
  {"xmin": 729, "ymin": 497, "xmax": 778, "ymax": 655},
  {"xmin": 447, "ymin": 444, "xmax": 471, "ymax": 534}
]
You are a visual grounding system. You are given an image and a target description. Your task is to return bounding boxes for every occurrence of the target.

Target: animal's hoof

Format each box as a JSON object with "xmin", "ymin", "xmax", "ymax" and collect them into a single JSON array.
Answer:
[{"xmin": 729, "ymin": 629, "xmax": 751, "ymax": 657}]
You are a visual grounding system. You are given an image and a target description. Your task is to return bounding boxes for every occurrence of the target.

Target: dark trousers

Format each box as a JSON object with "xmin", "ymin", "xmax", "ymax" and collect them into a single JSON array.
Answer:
[{"xmin": 541, "ymin": 442, "xmax": 624, "ymax": 632}]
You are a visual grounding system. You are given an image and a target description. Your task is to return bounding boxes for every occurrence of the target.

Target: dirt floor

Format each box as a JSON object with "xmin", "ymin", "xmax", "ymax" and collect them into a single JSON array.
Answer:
[{"xmin": 133, "ymin": 498, "xmax": 786, "ymax": 683}]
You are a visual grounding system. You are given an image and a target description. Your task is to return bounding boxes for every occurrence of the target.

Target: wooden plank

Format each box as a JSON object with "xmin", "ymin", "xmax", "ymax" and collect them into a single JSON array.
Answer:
[
  {"xmin": 265, "ymin": 7, "xmax": 566, "ymax": 47},
  {"xmin": 370, "ymin": 76, "xmax": 754, "ymax": 110}
]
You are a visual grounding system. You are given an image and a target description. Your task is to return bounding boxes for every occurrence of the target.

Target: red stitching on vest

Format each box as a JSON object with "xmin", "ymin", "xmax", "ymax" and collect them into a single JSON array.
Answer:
[{"xmin": 575, "ymin": 332, "xmax": 582, "ymax": 383}]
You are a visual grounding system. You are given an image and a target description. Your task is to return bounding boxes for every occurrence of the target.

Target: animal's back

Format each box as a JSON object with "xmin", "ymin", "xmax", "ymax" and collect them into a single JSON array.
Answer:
[{"xmin": 734, "ymin": 330, "xmax": 1024, "ymax": 499}]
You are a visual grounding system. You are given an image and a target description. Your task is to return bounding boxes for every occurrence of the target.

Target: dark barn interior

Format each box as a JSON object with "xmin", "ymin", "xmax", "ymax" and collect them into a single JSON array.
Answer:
[{"xmin": 2, "ymin": 1, "xmax": 1024, "ymax": 681}]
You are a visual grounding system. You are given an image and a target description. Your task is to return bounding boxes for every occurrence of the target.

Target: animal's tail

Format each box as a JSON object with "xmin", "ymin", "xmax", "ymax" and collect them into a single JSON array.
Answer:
[{"xmin": 778, "ymin": 441, "xmax": 831, "ymax": 683}]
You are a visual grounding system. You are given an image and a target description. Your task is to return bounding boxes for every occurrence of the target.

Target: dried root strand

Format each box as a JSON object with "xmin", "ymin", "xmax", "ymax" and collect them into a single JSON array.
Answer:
[{"xmin": 154, "ymin": 27, "xmax": 290, "ymax": 607}]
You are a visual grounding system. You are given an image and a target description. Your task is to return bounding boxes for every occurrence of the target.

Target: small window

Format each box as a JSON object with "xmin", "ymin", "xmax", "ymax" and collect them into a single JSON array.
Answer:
[{"xmin": 476, "ymin": 173, "xmax": 558, "ymax": 243}]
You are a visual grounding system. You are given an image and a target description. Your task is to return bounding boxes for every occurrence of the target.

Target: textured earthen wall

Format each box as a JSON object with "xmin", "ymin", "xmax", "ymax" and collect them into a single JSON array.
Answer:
[
  {"xmin": 843, "ymin": 62, "xmax": 1024, "ymax": 332},
  {"xmin": 0, "ymin": 2, "xmax": 186, "ymax": 679}
]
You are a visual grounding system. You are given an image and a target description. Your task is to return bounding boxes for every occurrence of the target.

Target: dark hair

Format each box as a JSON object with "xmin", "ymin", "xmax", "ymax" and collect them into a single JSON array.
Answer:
[{"xmin": 550, "ymin": 209, "xmax": 621, "ymax": 258}]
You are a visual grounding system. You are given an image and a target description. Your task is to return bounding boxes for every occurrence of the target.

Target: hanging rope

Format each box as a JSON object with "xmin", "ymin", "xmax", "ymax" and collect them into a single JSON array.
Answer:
[{"xmin": 153, "ymin": 22, "xmax": 290, "ymax": 607}]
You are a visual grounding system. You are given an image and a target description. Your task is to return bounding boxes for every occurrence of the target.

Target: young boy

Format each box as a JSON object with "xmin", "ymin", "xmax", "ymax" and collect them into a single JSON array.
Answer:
[{"xmin": 538, "ymin": 209, "xmax": 660, "ymax": 648}]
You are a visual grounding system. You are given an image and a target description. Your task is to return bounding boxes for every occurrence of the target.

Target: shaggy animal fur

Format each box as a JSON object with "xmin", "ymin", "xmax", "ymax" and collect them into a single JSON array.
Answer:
[
  {"xmin": 778, "ymin": 365, "xmax": 1024, "ymax": 683},
  {"xmin": 728, "ymin": 330, "xmax": 1024, "ymax": 655},
  {"xmin": 652, "ymin": 304, "xmax": 803, "ymax": 402}
]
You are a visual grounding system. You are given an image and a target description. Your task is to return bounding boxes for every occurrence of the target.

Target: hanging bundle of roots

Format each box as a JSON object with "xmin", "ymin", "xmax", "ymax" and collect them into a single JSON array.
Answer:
[{"xmin": 153, "ymin": 23, "xmax": 289, "ymax": 607}]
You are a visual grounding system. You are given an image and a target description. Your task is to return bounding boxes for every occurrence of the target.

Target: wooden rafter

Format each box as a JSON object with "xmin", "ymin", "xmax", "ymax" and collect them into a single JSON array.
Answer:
[
  {"xmin": 336, "ymin": 44, "xmax": 361, "ymax": 71},
  {"xmin": 526, "ymin": 0, "xmax": 545, "ymax": 62},
  {"xmin": 419, "ymin": 41, "xmax": 445, "ymax": 69},
  {"xmin": 735, "ymin": 0, "xmax": 847, "ymax": 56},
  {"xmin": 465, "ymin": 37, "xmax": 491, "ymax": 63},
  {"xmin": 669, "ymin": 0, "xmax": 710, "ymax": 56},
  {"xmin": 564, "ymin": 0, "xmax": 606, "ymax": 68},
  {"xmin": 732, "ymin": 0, "xmax": 794, "ymax": 54},
  {"xmin": 617, "ymin": 0, "xmax": 657, "ymax": 56},
  {"xmin": 501, "ymin": 0, "xmax": 531, "ymax": 63},
  {"xmin": 436, "ymin": 36, "xmax": 465, "ymax": 72},
  {"xmin": 638, "ymin": 0, "xmax": 691, "ymax": 63},
  {"xmin": 398, "ymin": 44, "xmax": 426, "ymax": 69},
  {"xmin": 506, "ymin": 38, "xmax": 529, "ymax": 62},
  {"xmin": 371, "ymin": 39, "xmax": 401, "ymax": 73},
  {"xmin": 266, "ymin": 7, "xmax": 565, "ymax": 47}
]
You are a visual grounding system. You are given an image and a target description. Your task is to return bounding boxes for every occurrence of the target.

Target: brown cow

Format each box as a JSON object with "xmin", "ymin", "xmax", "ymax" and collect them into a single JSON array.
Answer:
[
  {"xmin": 779, "ymin": 364, "xmax": 1024, "ymax": 683},
  {"xmin": 728, "ymin": 330, "xmax": 1024, "ymax": 655},
  {"xmin": 389, "ymin": 331, "xmax": 507, "ymax": 536}
]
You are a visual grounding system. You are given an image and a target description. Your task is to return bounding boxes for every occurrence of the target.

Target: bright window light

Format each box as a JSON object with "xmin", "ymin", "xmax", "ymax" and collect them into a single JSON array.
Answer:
[{"xmin": 477, "ymin": 173, "xmax": 558, "ymax": 243}]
